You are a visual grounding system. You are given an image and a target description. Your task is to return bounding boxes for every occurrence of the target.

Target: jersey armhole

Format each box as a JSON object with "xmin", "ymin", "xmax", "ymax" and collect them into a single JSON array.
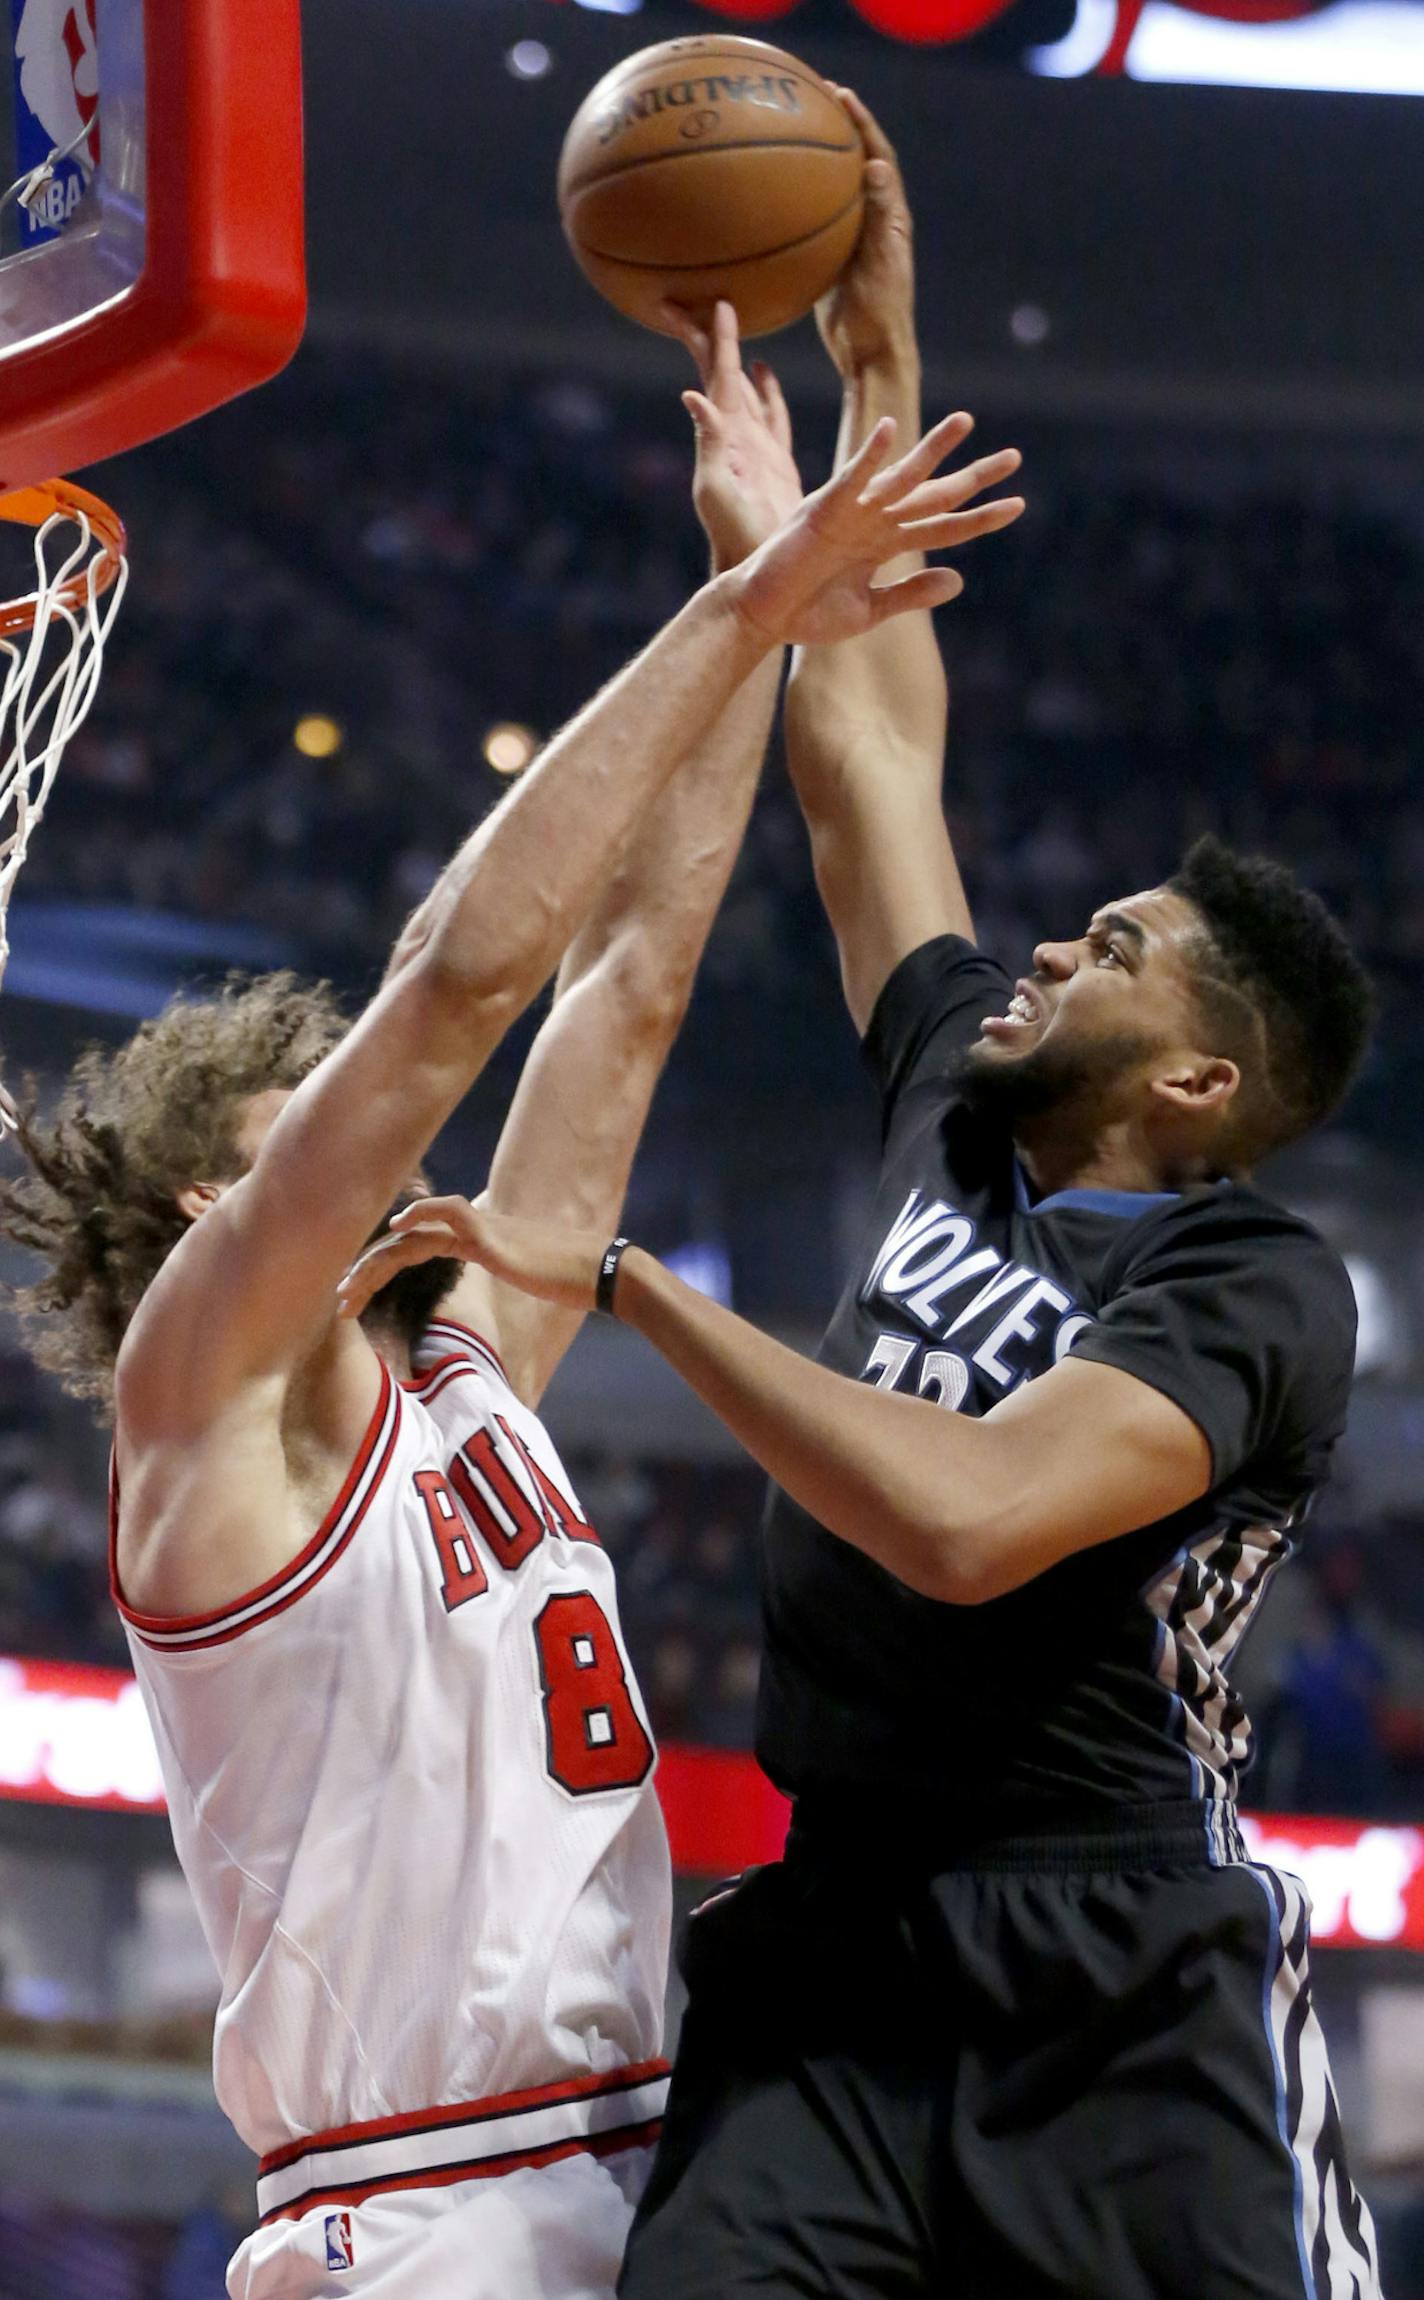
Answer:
[{"xmin": 110, "ymin": 1363, "xmax": 403, "ymax": 1654}]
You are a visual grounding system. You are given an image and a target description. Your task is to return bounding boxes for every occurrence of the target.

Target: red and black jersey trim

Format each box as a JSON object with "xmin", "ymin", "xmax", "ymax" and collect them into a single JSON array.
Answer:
[
  {"xmin": 408, "ymin": 1316, "xmax": 511, "ymax": 1391},
  {"xmin": 111, "ymin": 1364, "xmax": 403, "ymax": 1652},
  {"xmin": 257, "ymin": 2120, "xmax": 666, "ymax": 2220},
  {"xmin": 254, "ymin": 2058, "xmax": 670, "ymax": 2222}
]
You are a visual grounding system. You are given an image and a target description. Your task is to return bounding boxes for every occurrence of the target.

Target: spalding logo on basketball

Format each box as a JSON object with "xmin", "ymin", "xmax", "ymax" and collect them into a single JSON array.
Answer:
[
  {"xmin": 593, "ymin": 65, "xmax": 805, "ymax": 151},
  {"xmin": 16, "ymin": 0, "xmax": 99, "ymax": 160}
]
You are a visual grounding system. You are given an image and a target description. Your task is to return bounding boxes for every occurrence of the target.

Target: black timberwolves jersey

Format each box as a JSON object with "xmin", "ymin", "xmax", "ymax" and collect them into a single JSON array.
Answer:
[{"xmin": 757, "ymin": 936, "xmax": 1357, "ymax": 1821}]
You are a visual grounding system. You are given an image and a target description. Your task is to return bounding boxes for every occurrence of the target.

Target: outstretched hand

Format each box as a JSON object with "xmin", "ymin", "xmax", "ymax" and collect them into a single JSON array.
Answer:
[
  {"xmin": 339, "ymin": 1196, "xmax": 608, "ymax": 1323},
  {"xmin": 729, "ymin": 413, "xmax": 1024, "ymax": 650},
  {"xmin": 664, "ymin": 299, "xmax": 802, "ymax": 572}
]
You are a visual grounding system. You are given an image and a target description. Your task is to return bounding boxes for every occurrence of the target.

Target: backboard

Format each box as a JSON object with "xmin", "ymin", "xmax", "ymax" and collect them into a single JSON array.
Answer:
[{"xmin": 0, "ymin": 0, "xmax": 306, "ymax": 492}]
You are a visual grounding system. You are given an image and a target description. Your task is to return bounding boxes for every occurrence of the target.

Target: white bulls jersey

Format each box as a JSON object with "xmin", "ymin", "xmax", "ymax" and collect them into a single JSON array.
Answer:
[{"xmin": 112, "ymin": 1316, "xmax": 671, "ymax": 2247}]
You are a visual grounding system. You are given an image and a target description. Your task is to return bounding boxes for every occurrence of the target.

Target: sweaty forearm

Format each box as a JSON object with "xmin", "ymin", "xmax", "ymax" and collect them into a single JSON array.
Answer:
[
  {"xmin": 474, "ymin": 653, "xmax": 783, "ymax": 1408},
  {"xmin": 782, "ymin": 350, "xmax": 969, "ymax": 1025},
  {"xmin": 485, "ymin": 651, "xmax": 782, "ymax": 1267},
  {"xmin": 393, "ymin": 577, "xmax": 771, "ymax": 1008},
  {"xmin": 614, "ymin": 1247, "xmax": 1000, "ymax": 1604},
  {"xmin": 557, "ymin": 650, "xmax": 782, "ymax": 1005},
  {"xmin": 786, "ymin": 350, "xmax": 947, "ymax": 784}
]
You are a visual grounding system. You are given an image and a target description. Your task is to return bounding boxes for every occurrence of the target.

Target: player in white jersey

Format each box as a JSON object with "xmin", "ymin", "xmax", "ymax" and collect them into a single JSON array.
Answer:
[
  {"xmin": 121, "ymin": 1314, "xmax": 671, "ymax": 2295},
  {"xmin": 1, "ymin": 314, "xmax": 1021, "ymax": 2298}
]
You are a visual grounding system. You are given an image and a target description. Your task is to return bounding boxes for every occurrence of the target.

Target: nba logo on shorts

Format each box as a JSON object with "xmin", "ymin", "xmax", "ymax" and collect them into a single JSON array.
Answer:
[{"xmin": 324, "ymin": 2211, "xmax": 355, "ymax": 2270}]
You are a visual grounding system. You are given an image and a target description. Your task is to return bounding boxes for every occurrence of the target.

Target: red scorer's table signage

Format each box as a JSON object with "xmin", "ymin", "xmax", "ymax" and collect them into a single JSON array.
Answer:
[
  {"xmin": 1237, "ymin": 1812, "xmax": 1424, "ymax": 1952},
  {"xmin": 0, "ymin": 1655, "xmax": 166, "ymax": 1812},
  {"xmin": 2, "ymin": 1657, "xmax": 1422, "ymax": 1947}
]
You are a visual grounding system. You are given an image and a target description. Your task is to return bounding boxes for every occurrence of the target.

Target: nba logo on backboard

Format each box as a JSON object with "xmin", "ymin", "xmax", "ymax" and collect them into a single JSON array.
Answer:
[
  {"xmin": 324, "ymin": 2212, "xmax": 355, "ymax": 2270},
  {"xmin": 9, "ymin": 0, "xmax": 99, "ymax": 244}
]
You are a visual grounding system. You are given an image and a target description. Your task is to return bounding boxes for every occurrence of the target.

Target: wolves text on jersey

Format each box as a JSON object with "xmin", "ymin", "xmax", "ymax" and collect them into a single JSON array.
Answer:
[{"xmin": 860, "ymin": 1189, "xmax": 1093, "ymax": 1407}]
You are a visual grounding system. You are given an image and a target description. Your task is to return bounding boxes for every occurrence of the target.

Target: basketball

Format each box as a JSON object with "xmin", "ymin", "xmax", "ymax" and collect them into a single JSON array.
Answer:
[{"xmin": 557, "ymin": 37, "xmax": 865, "ymax": 340}]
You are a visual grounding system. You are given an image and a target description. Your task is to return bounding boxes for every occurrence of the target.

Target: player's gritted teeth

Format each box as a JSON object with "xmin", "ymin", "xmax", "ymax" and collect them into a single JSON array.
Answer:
[{"xmin": 980, "ymin": 978, "xmax": 1050, "ymax": 1045}]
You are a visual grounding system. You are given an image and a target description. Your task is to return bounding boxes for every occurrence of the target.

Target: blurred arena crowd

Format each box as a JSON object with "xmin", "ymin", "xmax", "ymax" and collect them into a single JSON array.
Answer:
[{"xmin": 22, "ymin": 349, "xmax": 1424, "ymax": 1155}]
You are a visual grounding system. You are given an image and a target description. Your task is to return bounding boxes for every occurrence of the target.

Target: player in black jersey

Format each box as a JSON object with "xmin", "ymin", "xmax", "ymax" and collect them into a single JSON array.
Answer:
[{"xmin": 340, "ymin": 103, "xmax": 1383, "ymax": 2300}]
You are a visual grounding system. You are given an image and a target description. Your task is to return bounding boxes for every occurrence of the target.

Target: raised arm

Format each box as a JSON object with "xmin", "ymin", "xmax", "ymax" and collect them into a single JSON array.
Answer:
[
  {"xmin": 452, "ymin": 309, "xmax": 800, "ymax": 1405},
  {"xmin": 339, "ymin": 1203, "xmax": 1213, "ymax": 1607},
  {"xmin": 785, "ymin": 94, "xmax": 1022, "ymax": 1034},
  {"xmin": 118, "ymin": 407, "xmax": 986, "ymax": 1439}
]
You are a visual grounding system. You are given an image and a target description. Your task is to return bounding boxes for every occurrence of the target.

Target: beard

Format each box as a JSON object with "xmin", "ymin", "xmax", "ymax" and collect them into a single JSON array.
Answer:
[
  {"xmin": 953, "ymin": 1027, "xmax": 1159, "ymax": 1130},
  {"xmin": 360, "ymin": 1189, "xmax": 463, "ymax": 1351}
]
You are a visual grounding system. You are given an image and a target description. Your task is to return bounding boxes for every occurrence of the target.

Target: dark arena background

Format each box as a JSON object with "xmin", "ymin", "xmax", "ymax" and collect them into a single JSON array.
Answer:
[{"xmin": 1, "ymin": 0, "xmax": 1424, "ymax": 2292}]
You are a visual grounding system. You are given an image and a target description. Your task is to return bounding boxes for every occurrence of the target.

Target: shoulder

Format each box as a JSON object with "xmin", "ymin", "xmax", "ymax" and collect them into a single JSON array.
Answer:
[
  {"xmin": 1113, "ymin": 1180, "xmax": 1347, "ymax": 1288},
  {"xmin": 862, "ymin": 935, "xmax": 1014, "ymax": 1121},
  {"xmin": 1073, "ymin": 1182, "xmax": 1355, "ymax": 1485},
  {"xmin": 1099, "ymin": 1181, "xmax": 1357, "ymax": 1377},
  {"xmin": 863, "ymin": 935, "xmax": 1013, "ymax": 1050}
]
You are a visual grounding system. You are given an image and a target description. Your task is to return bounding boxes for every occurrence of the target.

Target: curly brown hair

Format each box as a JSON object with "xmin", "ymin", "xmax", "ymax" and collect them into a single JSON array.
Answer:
[{"xmin": 0, "ymin": 973, "xmax": 349, "ymax": 1413}]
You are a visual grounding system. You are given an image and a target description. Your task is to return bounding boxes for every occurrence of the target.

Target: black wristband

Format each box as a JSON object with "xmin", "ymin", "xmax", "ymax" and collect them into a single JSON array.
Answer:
[{"xmin": 595, "ymin": 1236, "xmax": 631, "ymax": 1318}]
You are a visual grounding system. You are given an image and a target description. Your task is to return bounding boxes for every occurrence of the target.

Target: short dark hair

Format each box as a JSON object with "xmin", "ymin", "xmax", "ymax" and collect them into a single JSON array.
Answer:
[
  {"xmin": 1168, "ymin": 836, "xmax": 1374, "ymax": 1160},
  {"xmin": 0, "ymin": 973, "xmax": 347, "ymax": 1413}
]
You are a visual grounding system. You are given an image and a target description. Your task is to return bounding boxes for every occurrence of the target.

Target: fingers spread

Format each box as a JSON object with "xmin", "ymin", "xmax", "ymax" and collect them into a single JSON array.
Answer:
[
  {"xmin": 875, "ymin": 409, "xmax": 977, "ymax": 499},
  {"xmin": 890, "ymin": 453, "xmax": 1022, "ymax": 525},
  {"xmin": 958, "ymin": 447, "xmax": 1023, "ymax": 500},
  {"xmin": 868, "ymin": 565, "xmax": 965, "ymax": 625},
  {"xmin": 958, "ymin": 494, "xmax": 1027, "ymax": 539},
  {"xmin": 898, "ymin": 495, "xmax": 1026, "ymax": 547},
  {"xmin": 835, "ymin": 414, "xmax": 898, "ymax": 496}
]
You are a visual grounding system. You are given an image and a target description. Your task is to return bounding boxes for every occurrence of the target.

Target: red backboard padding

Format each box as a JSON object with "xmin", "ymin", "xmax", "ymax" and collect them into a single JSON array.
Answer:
[{"xmin": 0, "ymin": 0, "xmax": 306, "ymax": 491}]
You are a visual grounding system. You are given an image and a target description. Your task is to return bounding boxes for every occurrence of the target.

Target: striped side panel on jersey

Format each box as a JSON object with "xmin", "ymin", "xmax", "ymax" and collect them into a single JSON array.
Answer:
[
  {"xmin": 1249, "ymin": 1863, "xmax": 1383, "ymax": 2300},
  {"xmin": 1144, "ymin": 1521, "xmax": 1293, "ymax": 1800}
]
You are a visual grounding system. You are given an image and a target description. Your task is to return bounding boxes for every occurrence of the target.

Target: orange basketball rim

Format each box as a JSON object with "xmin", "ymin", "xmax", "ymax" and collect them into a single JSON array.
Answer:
[{"xmin": 0, "ymin": 481, "xmax": 126, "ymax": 638}]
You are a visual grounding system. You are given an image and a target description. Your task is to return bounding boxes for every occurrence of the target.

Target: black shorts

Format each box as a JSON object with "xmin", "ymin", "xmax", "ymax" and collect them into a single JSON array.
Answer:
[{"xmin": 619, "ymin": 1801, "xmax": 1381, "ymax": 2300}]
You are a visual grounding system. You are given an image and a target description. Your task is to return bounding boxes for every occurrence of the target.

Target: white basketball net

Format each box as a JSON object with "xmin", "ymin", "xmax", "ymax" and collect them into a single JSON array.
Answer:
[{"xmin": 0, "ymin": 497, "xmax": 128, "ymax": 1032}]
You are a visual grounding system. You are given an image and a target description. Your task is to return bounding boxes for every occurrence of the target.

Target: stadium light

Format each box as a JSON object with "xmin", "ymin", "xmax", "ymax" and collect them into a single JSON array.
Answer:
[
  {"xmin": 1010, "ymin": 304, "xmax": 1051, "ymax": 347},
  {"xmin": 293, "ymin": 712, "xmax": 344, "ymax": 759},
  {"xmin": 505, "ymin": 39, "xmax": 553, "ymax": 78},
  {"xmin": 483, "ymin": 722, "xmax": 539, "ymax": 775}
]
